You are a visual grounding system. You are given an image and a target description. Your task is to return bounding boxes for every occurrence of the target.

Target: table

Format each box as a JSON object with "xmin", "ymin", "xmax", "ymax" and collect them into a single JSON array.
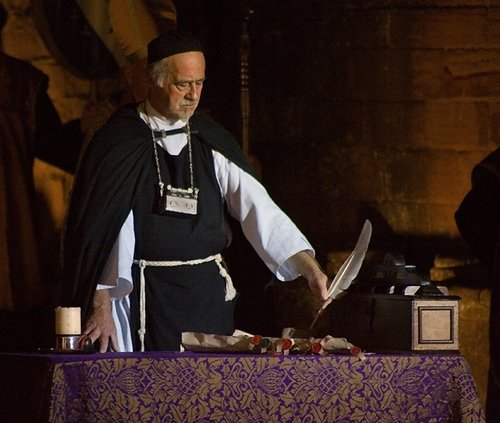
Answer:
[{"xmin": 0, "ymin": 351, "xmax": 485, "ymax": 422}]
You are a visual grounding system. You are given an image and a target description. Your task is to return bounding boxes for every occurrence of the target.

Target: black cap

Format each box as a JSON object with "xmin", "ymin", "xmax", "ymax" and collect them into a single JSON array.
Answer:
[{"xmin": 147, "ymin": 30, "xmax": 203, "ymax": 64}]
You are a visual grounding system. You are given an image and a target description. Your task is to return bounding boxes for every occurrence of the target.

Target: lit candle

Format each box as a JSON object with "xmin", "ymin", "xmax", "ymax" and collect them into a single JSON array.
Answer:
[{"xmin": 54, "ymin": 307, "xmax": 81, "ymax": 335}]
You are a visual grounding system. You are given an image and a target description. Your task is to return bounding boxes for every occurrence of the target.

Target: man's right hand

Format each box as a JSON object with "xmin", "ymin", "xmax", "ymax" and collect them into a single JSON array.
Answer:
[{"xmin": 82, "ymin": 289, "xmax": 120, "ymax": 352}]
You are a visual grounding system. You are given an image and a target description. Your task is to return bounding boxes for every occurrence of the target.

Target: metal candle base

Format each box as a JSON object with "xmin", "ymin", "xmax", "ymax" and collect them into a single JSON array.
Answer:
[{"xmin": 55, "ymin": 335, "xmax": 81, "ymax": 351}]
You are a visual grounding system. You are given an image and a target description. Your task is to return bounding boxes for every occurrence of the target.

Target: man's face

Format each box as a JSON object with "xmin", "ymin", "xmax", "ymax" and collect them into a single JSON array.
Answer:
[{"xmin": 150, "ymin": 51, "xmax": 205, "ymax": 121}]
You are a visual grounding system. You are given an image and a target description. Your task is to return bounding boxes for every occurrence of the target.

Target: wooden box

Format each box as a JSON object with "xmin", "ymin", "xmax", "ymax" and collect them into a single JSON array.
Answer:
[{"xmin": 328, "ymin": 292, "xmax": 460, "ymax": 352}]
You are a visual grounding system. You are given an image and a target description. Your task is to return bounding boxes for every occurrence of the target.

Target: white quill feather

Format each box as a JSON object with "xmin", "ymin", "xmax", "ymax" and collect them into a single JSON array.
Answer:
[
  {"xmin": 327, "ymin": 219, "xmax": 372, "ymax": 300},
  {"xmin": 309, "ymin": 219, "xmax": 372, "ymax": 329}
]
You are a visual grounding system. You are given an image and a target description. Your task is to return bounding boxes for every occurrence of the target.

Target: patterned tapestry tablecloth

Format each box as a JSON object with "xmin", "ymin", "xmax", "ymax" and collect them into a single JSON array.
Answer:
[{"xmin": 0, "ymin": 351, "xmax": 485, "ymax": 422}]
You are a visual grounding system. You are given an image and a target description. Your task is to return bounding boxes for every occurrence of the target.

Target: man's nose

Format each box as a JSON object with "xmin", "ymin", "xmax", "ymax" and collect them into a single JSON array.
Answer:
[{"xmin": 186, "ymin": 84, "xmax": 201, "ymax": 99}]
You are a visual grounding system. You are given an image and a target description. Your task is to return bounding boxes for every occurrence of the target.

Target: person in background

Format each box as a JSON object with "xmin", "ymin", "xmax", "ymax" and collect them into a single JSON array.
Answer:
[
  {"xmin": 62, "ymin": 30, "xmax": 330, "ymax": 353},
  {"xmin": 455, "ymin": 147, "xmax": 500, "ymax": 423}
]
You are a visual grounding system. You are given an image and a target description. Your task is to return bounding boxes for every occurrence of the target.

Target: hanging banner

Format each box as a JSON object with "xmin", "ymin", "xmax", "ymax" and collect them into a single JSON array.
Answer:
[
  {"xmin": 32, "ymin": 0, "xmax": 177, "ymax": 80},
  {"xmin": 32, "ymin": 0, "xmax": 122, "ymax": 79}
]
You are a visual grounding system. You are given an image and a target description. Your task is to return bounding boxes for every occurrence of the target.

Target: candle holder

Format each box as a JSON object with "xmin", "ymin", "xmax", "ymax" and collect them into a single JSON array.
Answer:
[
  {"xmin": 55, "ymin": 334, "xmax": 80, "ymax": 351},
  {"xmin": 54, "ymin": 306, "xmax": 93, "ymax": 352},
  {"xmin": 54, "ymin": 334, "xmax": 94, "ymax": 352}
]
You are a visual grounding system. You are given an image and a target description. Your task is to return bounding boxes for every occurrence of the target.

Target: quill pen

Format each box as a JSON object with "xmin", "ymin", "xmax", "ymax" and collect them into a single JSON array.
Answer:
[{"xmin": 309, "ymin": 219, "xmax": 372, "ymax": 329}]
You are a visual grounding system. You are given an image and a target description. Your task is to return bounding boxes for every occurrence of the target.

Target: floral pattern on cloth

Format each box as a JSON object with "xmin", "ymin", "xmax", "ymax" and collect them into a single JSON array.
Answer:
[{"xmin": 49, "ymin": 353, "xmax": 485, "ymax": 423}]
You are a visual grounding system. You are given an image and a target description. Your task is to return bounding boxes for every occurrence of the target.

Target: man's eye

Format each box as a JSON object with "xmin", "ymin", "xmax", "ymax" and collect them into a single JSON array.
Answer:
[{"xmin": 176, "ymin": 82, "xmax": 189, "ymax": 89}]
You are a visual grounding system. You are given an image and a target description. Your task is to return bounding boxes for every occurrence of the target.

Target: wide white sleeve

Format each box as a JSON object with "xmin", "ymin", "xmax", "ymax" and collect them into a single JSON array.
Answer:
[
  {"xmin": 96, "ymin": 211, "xmax": 135, "ymax": 352},
  {"xmin": 213, "ymin": 150, "xmax": 314, "ymax": 281},
  {"xmin": 96, "ymin": 211, "xmax": 135, "ymax": 298}
]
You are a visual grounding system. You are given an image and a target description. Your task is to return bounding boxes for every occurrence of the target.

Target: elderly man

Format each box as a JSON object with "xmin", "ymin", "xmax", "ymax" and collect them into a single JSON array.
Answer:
[{"xmin": 63, "ymin": 30, "xmax": 329, "ymax": 352}]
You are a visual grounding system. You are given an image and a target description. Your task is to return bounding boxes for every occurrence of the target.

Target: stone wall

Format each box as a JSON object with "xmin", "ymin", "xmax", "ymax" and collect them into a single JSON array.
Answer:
[{"xmin": 245, "ymin": 1, "xmax": 498, "ymax": 257}]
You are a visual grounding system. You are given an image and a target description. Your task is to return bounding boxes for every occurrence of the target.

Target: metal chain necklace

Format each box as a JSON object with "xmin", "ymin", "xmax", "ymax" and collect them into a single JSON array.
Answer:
[{"xmin": 146, "ymin": 107, "xmax": 199, "ymax": 215}]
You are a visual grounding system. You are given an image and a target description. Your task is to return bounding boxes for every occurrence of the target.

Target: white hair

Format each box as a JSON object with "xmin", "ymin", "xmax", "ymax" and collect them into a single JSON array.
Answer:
[{"xmin": 147, "ymin": 59, "xmax": 170, "ymax": 88}]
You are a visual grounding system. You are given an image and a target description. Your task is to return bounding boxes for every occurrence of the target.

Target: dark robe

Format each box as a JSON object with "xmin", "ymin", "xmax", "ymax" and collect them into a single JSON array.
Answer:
[
  {"xmin": 455, "ymin": 148, "xmax": 500, "ymax": 423},
  {"xmin": 62, "ymin": 104, "xmax": 257, "ymax": 329},
  {"xmin": 0, "ymin": 53, "xmax": 46, "ymax": 312},
  {"xmin": 0, "ymin": 52, "xmax": 81, "ymax": 350}
]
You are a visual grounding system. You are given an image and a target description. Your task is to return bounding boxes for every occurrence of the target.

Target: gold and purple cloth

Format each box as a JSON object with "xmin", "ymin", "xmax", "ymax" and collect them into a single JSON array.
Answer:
[{"xmin": 0, "ymin": 351, "xmax": 485, "ymax": 422}]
